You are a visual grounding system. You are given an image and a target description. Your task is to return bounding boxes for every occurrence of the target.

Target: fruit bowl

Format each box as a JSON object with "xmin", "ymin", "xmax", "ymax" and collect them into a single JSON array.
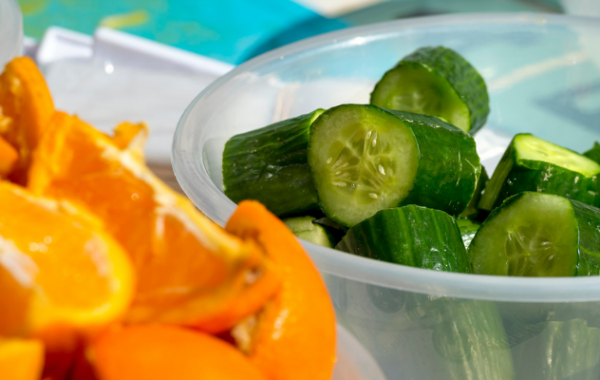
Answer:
[
  {"xmin": 0, "ymin": 0, "xmax": 22, "ymax": 68},
  {"xmin": 173, "ymin": 13, "xmax": 600, "ymax": 379}
]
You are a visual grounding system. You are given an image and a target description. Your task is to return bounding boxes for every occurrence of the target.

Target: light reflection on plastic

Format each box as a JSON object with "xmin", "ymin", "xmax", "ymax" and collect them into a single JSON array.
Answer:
[
  {"xmin": 105, "ymin": 62, "xmax": 115, "ymax": 74},
  {"xmin": 349, "ymin": 37, "xmax": 367, "ymax": 46}
]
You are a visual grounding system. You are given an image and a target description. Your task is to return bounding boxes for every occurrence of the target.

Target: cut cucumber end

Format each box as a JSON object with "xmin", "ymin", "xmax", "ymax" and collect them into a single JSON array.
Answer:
[
  {"xmin": 308, "ymin": 104, "xmax": 419, "ymax": 227},
  {"xmin": 371, "ymin": 62, "xmax": 471, "ymax": 132},
  {"xmin": 470, "ymin": 192, "xmax": 579, "ymax": 277},
  {"xmin": 514, "ymin": 134, "xmax": 600, "ymax": 176},
  {"xmin": 283, "ymin": 216, "xmax": 334, "ymax": 248},
  {"xmin": 479, "ymin": 133, "xmax": 600, "ymax": 211}
]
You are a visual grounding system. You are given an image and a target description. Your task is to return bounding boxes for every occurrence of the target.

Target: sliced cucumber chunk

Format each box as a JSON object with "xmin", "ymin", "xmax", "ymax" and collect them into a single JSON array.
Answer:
[
  {"xmin": 513, "ymin": 319, "xmax": 600, "ymax": 380},
  {"xmin": 312, "ymin": 217, "xmax": 346, "ymax": 245},
  {"xmin": 456, "ymin": 218, "xmax": 480, "ymax": 250},
  {"xmin": 459, "ymin": 166, "xmax": 488, "ymax": 219},
  {"xmin": 432, "ymin": 300, "xmax": 514, "ymax": 380},
  {"xmin": 470, "ymin": 192, "xmax": 600, "ymax": 277},
  {"xmin": 308, "ymin": 105, "xmax": 418, "ymax": 226},
  {"xmin": 222, "ymin": 109, "xmax": 324, "ymax": 217},
  {"xmin": 336, "ymin": 205, "xmax": 471, "ymax": 273},
  {"xmin": 541, "ymin": 319, "xmax": 600, "ymax": 380},
  {"xmin": 583, "ymin": 141, "xmax": 600, "ymax": 164},
  {"xmin": 283, "ymin": 216, "xmax": 334, "ymax": 248},
  {"xmin": 479, "ymin": 134, "xmax": 600, "ymax": 211},
  {"xmin": 370, "ymin": 46, "xmax": 489, "ymax": 134},
  {"xmin": 308, "ymin": 104, "xmax": 481, "ymax": 226}
]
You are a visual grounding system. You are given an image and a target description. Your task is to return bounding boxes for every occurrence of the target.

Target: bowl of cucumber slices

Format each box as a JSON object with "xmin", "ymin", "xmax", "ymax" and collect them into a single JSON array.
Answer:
[{"xmin": 173, "ymin": 13, "xmax": 600, "ymax": 380}]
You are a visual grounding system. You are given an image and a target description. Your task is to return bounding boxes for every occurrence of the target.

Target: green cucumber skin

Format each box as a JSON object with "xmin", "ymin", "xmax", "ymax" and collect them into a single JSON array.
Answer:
[
  {"xmin": 371, "ymin": 46, "xmax": 489, "ymax": 134},
  {"xmin": 514, "ymin": 319, "xmax": 600, "ymax": 380},
  {"xmin": 432, "ymin": 300, "xmax": 515, "ymax": 380},
  {"xmin": 541, "ymin": 320, "xmax": 600, "ymax": 380},
  {"xmin": 338, "ymin": 203, "xmax": 511, "ymax": 379},
  {"xmin": 456, "ymin": 218, "xmax": 480, "ymax": 249},
  {"xmin": 570, "ymin": 201, "xmax": 600, "ymax": 276},
  {"xmin": 336, "ymin": 205, "xmax": 471, "ymax": 273},
  {"xmin": 459, "ymin": 166, "xmax": 488, "ymax": 219},
  {"xmin": 389, "ymin": 110, "xmax": 481, "ymax": 216},
  {"xmin": 222, "ymin": 110, "xmax": 324, "ymax": 217},
  {"xmin": 583, "ymin": 142, "xmax": 600, "ymax": 163},
  {"xmin": 480, "ymin": 135, "xmax": 600, "ymax": 211}
]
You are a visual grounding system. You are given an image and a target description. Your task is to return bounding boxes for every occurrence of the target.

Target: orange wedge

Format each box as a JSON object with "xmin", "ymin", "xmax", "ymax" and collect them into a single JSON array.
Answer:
[
  {"xmin": 226, "ymin": 201, "xmax": 337, "ymax": 380},
  {"xmin": 28, "ymin": 112, "xmax": 280, "ymax": 331},
  {"xmin": 89, "ymin": 325, "xmax": 267, "ymax": 380},
  {"xmin": 0, "ymin": 338, "xmax": 44, "ymax": 380},
  {"xmin": 110, "ymin": 121, "xmax": 148, "ymax": 161},
  {"xmin": 0, "ymin": 182, "xmax": 134, "ymax": 341},
  {"xmin": 0, "ymin": 57, "xmax": 55, "ymax": 184},
  {"xmin": 0, "ymin": 135, "xmax": 18, "ymax": 178}
]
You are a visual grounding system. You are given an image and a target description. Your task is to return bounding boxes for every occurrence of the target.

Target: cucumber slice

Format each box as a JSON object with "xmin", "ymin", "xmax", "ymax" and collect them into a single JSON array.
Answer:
[
  {"xmin": 282, "ymin": 216, "xmax": 334, "ymax": 248},
  {"xmin": 308, "ymin": 104, "xmax": 481, "ymax": 227},
  {"xmin": 459, "ymin": 166, "xmax": 488, "ymax": 219},
  {"xmin": 404, "ymin": 295, "xmax": 514, "ymax": 380},
  {"xmin": 479, "ymin": 134, "xmax": 600, "ymax": 211},
  {"xmin": 222, "ymin": 109, "xmax": 324, "ymax": 217},
  {"xmin": 583, "ymin": 141, "xmax": 600, "ymax": 163},
  {"xmin": 312, "ymin": 217, "xmax": 346, "ymax": 245},
  {"xmin": 432, "ymin": 300, "xmax": 515, "ymax": 380},
  {"xmin": 541, "ymin": 319, "xmax": 600, "ymax": 380},
  {"xmin": 469, "ymin": 192, "xmax": 600, "ymax": 277},
  {"xmin": 456, "ymin": 218, "xmax": 480, "ymax": 250},
  {"xmin": 336, "ymin": 205, "xmax": 471, "ymax": 273},
  {"xmin": 513, "ymin": 319, "xmax": 600, "ymax": 380},
  {"xmin": 370, "ymin": 46, "xmax": 489, "ymax": 134}
]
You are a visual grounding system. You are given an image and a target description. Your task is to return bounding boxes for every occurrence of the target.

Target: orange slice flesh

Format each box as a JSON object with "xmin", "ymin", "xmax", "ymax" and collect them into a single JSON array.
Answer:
[
  {"xmin": 0, "ymin": 338, "xmax": 44, "ymax": 380},
  {"xmin": 0, "ymin": 182, "xmax": 134, "ymax": 340},
  {"xmin": 226, "ymin": 201, "xmax": 337, "ymax": 380},
  {"xmin": 110, "ymin": 121, "xmax": 148, "ymax": 161},
  {"xmin": 28, "ymin": 112, "xmax": 280, "ymax": 331},
  {"xmin": 0, "ymin": 57, "xmax": 55, "ymax": 184},
  {"xmin": 90, "ymin": 325, "xmax": 267, "ymax": 380},
  {"xmin": 0, "ymin": 135, "xmax": 18, "ymax": 178}
]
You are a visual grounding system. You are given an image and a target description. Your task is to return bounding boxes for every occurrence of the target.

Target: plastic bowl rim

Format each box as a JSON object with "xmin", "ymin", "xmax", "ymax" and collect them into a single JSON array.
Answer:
[{"xmin": 173, "ymin": 12, "xmax": 600, "ymax": 303}]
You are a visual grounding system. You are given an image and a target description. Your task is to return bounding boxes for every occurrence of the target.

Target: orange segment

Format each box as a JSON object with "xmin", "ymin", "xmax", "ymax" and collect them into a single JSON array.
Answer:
[
  {"xmin": 0, "ymin": 57, "xmax": 55, "ymax": 184},
  {"xmin": 226, "ymin": 201, "xmax": 337, "ymax": 380},
  {"xmin": 90, "ymin": 325, "xmax": 267, "ymax": 380},
  {"xmin": 110, "ymin": 121, "xmax": 148, "ymax": 161},
  {"xmin": 0, "ymin": 135, "xmax": 18, "ymax": 178},
  {"xmin": 0, "ymin": 182, "xmax": 134, "ymax": 340},
  {"xmin": 0, "ymin": 338, "xmax": 44, "ymax": 380},
  {"xmin": 28, "ymin": 112, "xmax": 280, "ymax": 331}
]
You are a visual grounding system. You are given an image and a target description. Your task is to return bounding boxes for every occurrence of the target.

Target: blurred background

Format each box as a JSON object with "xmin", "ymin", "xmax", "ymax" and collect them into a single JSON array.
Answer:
[
  {"xmin": 17, "ymin": 0, "xmax": 577, "ymax": 65},
  {"xmin": 9, "ymin": 0, "xmax": 598, "ymax": 190}
]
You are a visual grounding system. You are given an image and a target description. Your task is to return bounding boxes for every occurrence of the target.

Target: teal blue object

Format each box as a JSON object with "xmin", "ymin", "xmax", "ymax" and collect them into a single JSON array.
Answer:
[{"xmin": 19, "ymin": 0, "xmax": 350, "ymax": 64}]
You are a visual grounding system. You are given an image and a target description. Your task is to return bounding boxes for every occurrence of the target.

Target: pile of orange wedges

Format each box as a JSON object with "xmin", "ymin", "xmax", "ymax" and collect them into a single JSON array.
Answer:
[{"xmin": 0, "ymin": 57, "xmax": 336, "ymax": 380}]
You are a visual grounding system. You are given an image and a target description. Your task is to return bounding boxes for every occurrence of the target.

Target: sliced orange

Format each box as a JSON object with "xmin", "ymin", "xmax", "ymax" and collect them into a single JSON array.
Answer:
[
  {"xmin": 0, "ymin": 182, "xmax": 134, "ymax": 341},
  {"xmin": 0, "ymin": 57, "xmax": 55, "ymax": 184},
  {"xmin": 110, "ymin": 121, "xmax": 148, "ymax": 161},
  {"xmin": 28, "ymin": 112, "xmax": 280, "ymax": 331},
  {"xmin": 226, "ymin": 201, "xmax": 337, "ymax": 380},
  {"xmin": 0, "ymin": 135, "xmax": 18, "ymax": 178},
  {"xmin": 89, "ymin": 325, "xmax": 267, "ymax": 380},
  {"xmin": 0, "ymin": 338, "xmax": 44, "ymax": 380}
]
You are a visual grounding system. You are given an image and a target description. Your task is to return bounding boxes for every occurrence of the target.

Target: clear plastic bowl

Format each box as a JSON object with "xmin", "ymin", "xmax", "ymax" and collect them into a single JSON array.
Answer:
[
  {"xmin": 173, "ymin": 13, "xmax": 600, "ymax": 379},
  {"xmin": 0, "ymin": 0, "xmax": 22, "ymax": 68}
]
